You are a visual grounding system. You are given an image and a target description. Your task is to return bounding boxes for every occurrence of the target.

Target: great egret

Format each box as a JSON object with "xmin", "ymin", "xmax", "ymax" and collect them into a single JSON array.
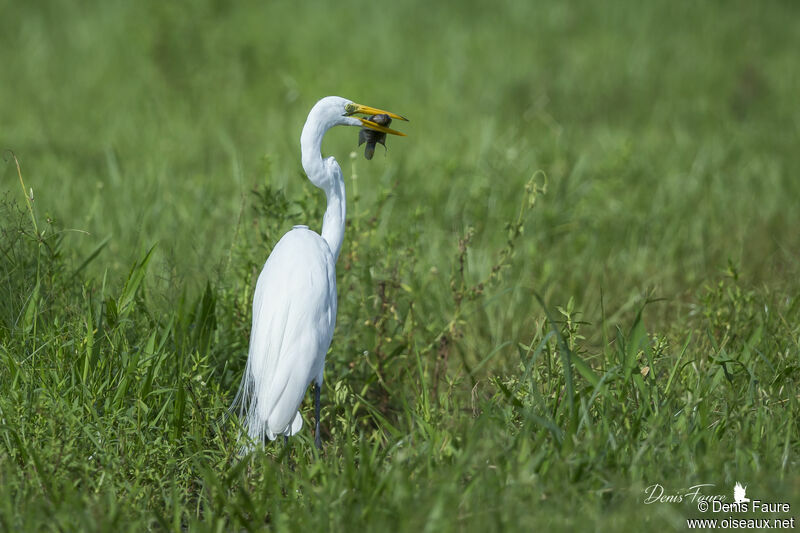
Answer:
[{"xmin": 234, "ymin": 96, "xmax": 407, "ymax": 449}]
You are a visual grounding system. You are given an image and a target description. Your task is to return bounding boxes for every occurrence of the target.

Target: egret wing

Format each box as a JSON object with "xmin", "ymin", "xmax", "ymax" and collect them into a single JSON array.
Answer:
[{"xmin": 237, "ymin": 228, "xmax": 337, "ymax": 442}]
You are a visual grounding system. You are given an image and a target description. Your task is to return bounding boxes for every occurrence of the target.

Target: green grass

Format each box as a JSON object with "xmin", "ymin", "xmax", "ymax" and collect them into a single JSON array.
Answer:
[{"xmin": 1, "ymin": 0, "xmax": 799, "ymax": 530}]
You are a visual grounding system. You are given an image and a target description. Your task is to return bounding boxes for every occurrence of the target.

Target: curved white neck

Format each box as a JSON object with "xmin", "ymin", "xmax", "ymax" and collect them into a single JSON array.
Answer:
[
  {"xmin": 321, "ymin": 172, "xmax": 345, "ymax": 261},
  {"xmin": 301, "ymin": 122, "xmax": 346, "ymax": 261}
]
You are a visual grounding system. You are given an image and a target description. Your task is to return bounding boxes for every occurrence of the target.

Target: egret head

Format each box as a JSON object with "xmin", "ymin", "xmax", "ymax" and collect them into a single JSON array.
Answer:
[
  {"xmin": 301, "ymin": 96, "xmax": 407, "ymax": 187},
  {"xmin": 306, "ymin": 96, "xmax": 407, "ymax": 137}
]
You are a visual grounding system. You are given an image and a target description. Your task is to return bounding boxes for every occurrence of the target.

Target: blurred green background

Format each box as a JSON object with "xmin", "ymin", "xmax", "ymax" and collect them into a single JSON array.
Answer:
[{"xmin": 3, "ymin": 0, "xmax": 797, "ymax": 303}]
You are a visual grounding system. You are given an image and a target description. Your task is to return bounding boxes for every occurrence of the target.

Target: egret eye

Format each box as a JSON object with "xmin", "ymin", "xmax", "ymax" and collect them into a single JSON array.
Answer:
[{"xmin": 344, "ymin": 103, "xmax": 358, "ymax": 115}]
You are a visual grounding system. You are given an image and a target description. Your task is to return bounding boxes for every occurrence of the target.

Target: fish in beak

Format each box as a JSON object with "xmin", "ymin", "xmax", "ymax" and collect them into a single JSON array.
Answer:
[
  {"xmin": 359, "ymin": 114, "xmax": 393, "ymax": 160},
  {"xmin": 344, "ymin": 102, "xmax": 408, "ymax": 159}
]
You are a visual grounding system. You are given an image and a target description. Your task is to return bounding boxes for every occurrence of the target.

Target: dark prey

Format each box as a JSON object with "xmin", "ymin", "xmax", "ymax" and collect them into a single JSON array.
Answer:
[{"xmin": 358, "ymin": 114, "xmax": 392, "ymax": 160}]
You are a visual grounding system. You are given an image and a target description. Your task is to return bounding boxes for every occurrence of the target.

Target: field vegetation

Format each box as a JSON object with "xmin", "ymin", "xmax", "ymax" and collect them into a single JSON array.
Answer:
[{"xmin": 1, "ymin": 0, "xmax": 798, "ymax": 530}]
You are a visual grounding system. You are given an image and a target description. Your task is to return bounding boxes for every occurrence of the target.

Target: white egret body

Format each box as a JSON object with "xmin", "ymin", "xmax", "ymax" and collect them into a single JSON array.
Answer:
[{"xmin": 234, "ymin": 96, "xmax": 406, "ymax": 448}]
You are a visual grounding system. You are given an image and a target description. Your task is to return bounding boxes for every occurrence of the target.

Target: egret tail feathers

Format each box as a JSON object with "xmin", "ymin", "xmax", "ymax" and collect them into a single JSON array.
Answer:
[{"xmin": 291, "ymin": 411, "xmax": 303, "ymax": 434}]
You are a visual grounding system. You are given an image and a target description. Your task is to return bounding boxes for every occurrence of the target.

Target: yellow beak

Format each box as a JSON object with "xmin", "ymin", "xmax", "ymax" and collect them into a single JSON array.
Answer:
[{"xmin": 349, "ymin": 103, "xmax": 408, "ymax": 136}]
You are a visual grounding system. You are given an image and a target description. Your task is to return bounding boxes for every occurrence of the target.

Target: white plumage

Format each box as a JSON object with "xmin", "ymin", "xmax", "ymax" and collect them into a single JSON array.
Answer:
[
  {"xmin": 239, "ymin": 227, "xmax": 337, "ymax": 441},
  {"xmin": 233, "ymin": 96, "xmax": 406, "ymax": 449}
]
